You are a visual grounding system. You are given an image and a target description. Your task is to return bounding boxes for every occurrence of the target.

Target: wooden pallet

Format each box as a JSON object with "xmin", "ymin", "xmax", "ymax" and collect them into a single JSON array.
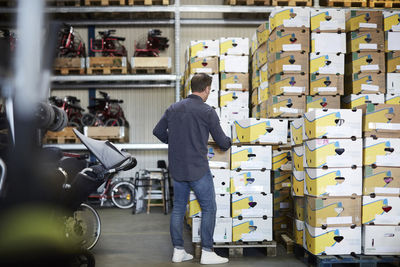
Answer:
[
  {"xmin": 86, "ymin": 56, "xmax": 128, "ymax": 75},
  {"xmin": 128, "ymin": 0, "xmax": 169, "ymax": 5},
  {"xmin": 369, "ymin": 0, "xmax": 400, "ymax": 8},
  {"xmin": 325, "ymin": 0, "xmax": 367, "ymax": 7},
  {"xmin": 272, "ymin": 0, "xmax": 312, "ymax": 6},
  {"xmin": 84, "ymin": 126, "xmax": 129, "ymax": 143},
  {"xmin": 87, "ymin": 67, "xmax": 127, "ymax": 75},
  {"xmin": 224, "ymin": 0, "xmax": 271, "ymax": 5},
  {"xmin": 43, "ymin": 127, "xmax": 81, "ymax": 144},
  {"xmin": 131, "ymin": 57, "xmax": 171, "ymax": 74},
  {"xmin": 131, "ymin": 67, "xmax": 170, "ymax": 74},
  {"xmin": 54, "ymin": 68, "xmax": 85, "ymax": 75},
  {"xmin": 279, "ymin": 233, "xmax": 294, "ymax": 254},
  {"xmin": 84, "ymin": 0, "xmax": 125, "ymax": 6},
  {"xmin": 46, "ymin": 0, "xmax": 81, "ymax": 6},
  {"xmin": 53, "ymin": 57, "xmax": 85, "ymax": 75},
  {"xmin": 193, "ymin": 241, "xmax": 277, "ymax": 259}
]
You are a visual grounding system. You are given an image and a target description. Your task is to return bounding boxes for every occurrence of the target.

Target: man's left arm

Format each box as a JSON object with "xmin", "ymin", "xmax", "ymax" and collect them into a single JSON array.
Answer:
[{"xmin": 153, "ymin": 110, "xmax": 168, "ymax": 144}]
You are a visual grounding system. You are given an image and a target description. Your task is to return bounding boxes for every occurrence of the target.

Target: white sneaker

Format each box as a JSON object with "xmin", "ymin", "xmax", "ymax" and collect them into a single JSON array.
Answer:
[
  {"xmin": 200, "ymin": 249, "xmax": 229, "ymax": 265},
  {"xmin": 172, "ymin": 248, "xmax": 194, "ymax": 263}
]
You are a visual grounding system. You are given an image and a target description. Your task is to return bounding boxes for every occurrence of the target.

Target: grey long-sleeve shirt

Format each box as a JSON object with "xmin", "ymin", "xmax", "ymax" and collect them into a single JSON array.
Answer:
[{"xmin": 153, "ymin": 94, "xmax": 231, "ymax": 182}]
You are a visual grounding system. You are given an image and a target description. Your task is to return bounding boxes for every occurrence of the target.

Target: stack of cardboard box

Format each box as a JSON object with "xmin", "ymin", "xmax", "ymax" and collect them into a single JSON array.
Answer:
[
  {"xmin": 359, "ymin": 103, "xmax": 400, "ymax": 255},
  {"xmin": 343, "ymin": 11, "xmax": 386, "ymax": 109},
  {"xmin": 302, "ymin": 109, "xmax": 363, "ymax": 255},
  {"xmin": 384, "ymin": 11, "xmax": 400, "ymax": 105},
  {"xmin": 308, "ymin": 9, "xmax": 345, "ymax": 112}
]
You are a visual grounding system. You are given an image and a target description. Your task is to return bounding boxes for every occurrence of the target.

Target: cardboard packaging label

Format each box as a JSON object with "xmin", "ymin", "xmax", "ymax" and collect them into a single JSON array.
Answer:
[
  {"xmin": 268, "ymin": 28, "xmax": 310, "ymax": 54},
  {"xmin": 347, "ymin": 52, "xmax": 385, "ymax": 73},
  {"xmin": 267, "ymin": 95, "xmax": 306, "ymax": 118},
  {"xmin": 274, "ymin": 189, "xmax": 292, "ymax": 211},
  {"xmin": 189, "ymin": 56, "xmax": 219, "ymax": 74},
  {"xmin": 274, "ymin": 213, "xmax": 292, "ymax": 232},
  {"xmin": 294, "ymin": 196, "xmax": 305, "ymax": 221},
  {"xmin": 292, "ymin": 170, "xmax": 305, "ymax": 197},
  {"xmin": 311, "ymin": 9, "xmax": 346, "ymax": 32},
  {"xmin": 259, "ymin": 63, "xmax": 268, "ymax": 87},
  {"xmin": 362, "ymin": 196, "xmax": 400, "ymax": 225},
  {"xmin": 305, "ymin": 167, "xmax": 363, "ymax": 197},
  {"xmin": 207, "ymin": 144, "xmax": 230, "ymax": 169},
  {"xmin": 347, "ymin": 72, "xmax": 386, "ymax": 95},
  {"xmin": 306, "ymin": 96, "xmax": 341, "ymax": 112},
  {"xmin": 208, "ymin": 119, "xmax": 231, "ymax": 143},
  {"xmin": 190, "ymin": 40, "xmax": 220, "ymax": 58},
  {"xmin": 220, "ymin": 73, "xmax": 249, "ymax": 91},
  {"xmin": 251, "ymin": 32, "xmax": 257, "ymax": 56},
  {"xmin": 386, "ymin": 31, "xmax": 400, "ymax": 52},
  {"xmin": 220, "ymin": 55, "xmax": 249, "ymax": 73},
  {"xmin": 232, "ymin": 118, "xmax": 288, "ymax": 144},
  {"xmin": 220, "ymin": 37, "xmax": 249, "ymax": 56},
  {"xmin": 231, "ymin": 193, "xmax": 273, "ymax": 218},
  {"xmin": 346, "ymin": 11, "xmax": 383, "ymax": 32},
  {"xmin": 269, "ymin": 7, "xmax": 311, "ymax": 32},
  {"xmin": 294, "ymin": 219, "xmax": 304, "ymax": 245},
  {"xmin": 292, "ymin": 146, "xmax": 304, "ymax": 171},
  {"xmin": 385, "ymin": 94, "xmax": 400, "ymax": 105},
  {"xmin": 310, "ymin": 53, "xmax": 345, "ymax": 75},
  {"xmin": 363, "ymin": 166, "xmax": 400, "ymax": 196},
  {"xmin": 387, "ymin": 73, "xmax": 400, "ymax": 94},
  {"xmin": 290, "ymin": 117, "xmax": 305, "ymax": 146},
  {"xmin": 342, "ymin": 94, "xmax": 385, "ymax": 109},
  {"xmin": 257, "ymin": 21, "xmax": 270, "ymax": 46},
  {"xmin": 363, "ymin": 225, "xmax": 400, "ymax": 255},
  {"xmin": 192, "ymin": 217, "xmax": 232, "ymax": 243},
  {"xmin": 360, "ymin": 104, "xmax": 400, "ymax": 137},
  {"xmin": 304, "ymin": 139, "xmax": 363, "ymax": 168},
  {"xmin": 304, "ymin": 109, "xmax": 362, "ymax": 140},
  {"xmin": 304, "ymin": 223, "xmax": 362, "ymax": 255},
  {"xmin": 231, "ymin": 170, "xmax": 271, "ymax": 194},
  {"xmin": 310, "ymin": 74, "xmax": 344, "ymax": 95},
  {"xmin": 220, "ymin": 107, "xmax": 249, "ymax": 122},
  {"xmin": 255, "ymin": 42, "xmax": 267, "ymax": 68},
  {"xmin": 305, "ymin": 196, "xmax": 362, "ymax": 227},
  {"xmin": 220, "ymin": 91, "xmax": 249, "ymax": 108},
  {"xmin": 272, "ymin": 149, "xmax": 292, "ymax": 171},
  {"xmin": 363, "ymin": 137, "xmax": 400, "ymax": 167},
  {"xmin": 384, "ymin": 11, "xmax": 400, "ymax": 32},
  {"xmin": 348, "ymin": 31, "xmax": 384, "ymax": 53},
  {"xmin": 211, "ymin": 169, "xmax": 231, "ymax": 194},
  {"xmin": 270, "ymin": 73, "xmax": 309, "ymax": 96},
  {"xmin": 232, "ymin": 217, "xmax": 273, "ymax": 242},
  {"xmin": 311, "ymin": 32, "xmax": 346, "ymax": 53},
  {"xmin": 189, "ymin": 193, "xmax": 230, "ymax": 218},
  {"xmin": 252, "ymin": 69, "xmax": 260, "ymax": 90},
  {"xmin": 273, "ymin": 170, "xmax": 292, "ymax": 190},
  {"xmin": 258, "ymin": 82, "xmax": 269, "ymax": 103},
  {"xmin": 231, "ymin": 145, "xmax": 272, "ymax": 171},
  {"xmin": 268, "ymin": 51, "xmax": 309, "ymax": 78},
  {"xmin": 386, "ymin": 51, "xmax": 400, "ymax": 73}
]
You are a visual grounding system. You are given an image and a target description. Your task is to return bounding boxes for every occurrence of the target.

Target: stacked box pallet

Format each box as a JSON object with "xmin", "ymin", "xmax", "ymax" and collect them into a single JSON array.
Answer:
[
  {"xmin": 384, "ymin": 11, "xmax": 400, "ymax": 105},
  {"xmin": 302, "ymin": 109, "xmax": 363, "ymax": 255},
  {"xmin": 358, "ymin": 103, "xmax": 400, "ymax": 255},
  {"xmin": 342, "ymin": 11, "xmax": 386, "ymax": 109},
  {"xmin": 308, "ymin": 9, "xmax": 346, "ymax": 112}
]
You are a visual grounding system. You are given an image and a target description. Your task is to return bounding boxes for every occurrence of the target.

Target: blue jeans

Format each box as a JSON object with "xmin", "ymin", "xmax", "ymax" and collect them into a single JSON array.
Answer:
[{"xmin": 170, "ymin": 169, "xmax": 216, "ymax": 250}]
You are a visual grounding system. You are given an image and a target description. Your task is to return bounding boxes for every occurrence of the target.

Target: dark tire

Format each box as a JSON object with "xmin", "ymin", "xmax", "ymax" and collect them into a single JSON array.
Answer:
[
  {"xmin": 81, "ymin": 113, "xmax": 96, "ymax": 127},
  {"xmin": 36, "ymin": 102, "xmax": 55, "ymax": 129},
  {"xmin": 105, "ymin": 118, "xmax": 120, "ymax": 127},
  {"xmin": 49, "ymin": 106, "xmax": 68, "ymax": 132}
]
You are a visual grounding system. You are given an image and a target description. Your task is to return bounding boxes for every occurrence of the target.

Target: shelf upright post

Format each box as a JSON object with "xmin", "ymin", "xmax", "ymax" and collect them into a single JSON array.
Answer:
[{"xmin": 174, "ymin": 0, "xmax": 181, "ymax": 102}]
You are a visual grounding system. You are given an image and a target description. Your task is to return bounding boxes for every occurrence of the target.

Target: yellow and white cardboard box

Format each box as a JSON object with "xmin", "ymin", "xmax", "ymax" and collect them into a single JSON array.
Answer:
[
  {"xmin": 232, "ymin": 217, "xmax": 273, "ymax": 242},
  {"xmin": 294, "ymin": 219, "xmax": 304, "ymax": 245},
  {"xmin": 386, "ymin": 94, "xmax": 400, "ymax": 104},
  {"xmin": 230, "ymin": 170, "xmax": 271, "ymax": 194},
  {"xmin": 304, "ymin": 223, "xmax": 361, "ymax": 255},
  {"xmin": 294, "ymin": 196, "xmax": 305, "ymax": 221},
  {"xmin": 231, "ymin": 145, "xmax": 272, "ymax": 171},
  {"xmin": 304, "ymin": 167, "xmax": 362, "ymax": 197},
  {"xmin": 189, "ymin": 193, "xmax": 230, "ymax": 218},
  {"xmin": 207, "ymin": 144, "xmax": 230, "ymax": 169},
  {"xmin": 304, "ymin": 139, "xmax": 363, "ymax": 168},
  {"xmin": 342, "ymin": 94, "xmax": 385, "ymax": 109},
  {"xmin": 363, "ymin": 137, "xmax": 400, "ymax": 167},
  {"xmin": 205, "ymin": 89, "xmax": 219, "ymax": 108},
  {"xmin": 362, "ymin": 196, "xmax": 400, "ymax": 225},
  {"xmin": 232, "ymin": 118, "xmax": 288, "ymax": 144},
  {"xmin": 303, "ymin": 109, "xmax": 362, "ymax": 140},
  {"xmin": 386, "ymin": 31, "xmax": 400, "ymax": 52},
  {"xmin": 269, "ymin": 7, "xmax": 310, "ymax": 32},
  {"xmin": 384, "ymin": 11, "xmax": 400, "ymax": 32},
  {"xmin": 360, "ymin": 104, "xmax": 400, "ymax": 134},
  {"xmin": 311, "ymin": 9, "xmax": 345, "ymax": 32},
  {"xmin": 273, "ymin": 170, "xmax": 292, "ymax": 190},
  {"xmin": 220, "ymin": 73, "xmax": 249, "ymax": 91},
  {"xmin": 258, "ymin": 82, "xmax": 269, "ymax": 103},
  {"xmin": 220, "ymin": 37, "xmax": 249, "ymax": 56},
  {"xmin": 220, "ymin": 91, "xmax": 249, "ymax": 108},
  {"xmin": 192, "ymin": 217, "xmax": 232, "ymax": 243},
  {"xmin": 292, "ymin": 145, "xmax": 304, "ymax": 171},
  {"xmin": 290, "ymin": 117, "xmax": 305, "ymax": 146},
  {"xmin": 363, "ymin": 166, "xmax": 400, "ymax": 196},
  {"xmin": 292, "ymin": 170, "xmax": 305, "ymax": 197},
  {"xmin": 190, "ymin": 40, "xmax": 219, "ymax": 58},
  {"xmin": 311, "ymin": 33, "xmax": 346, "ymax": 53},
  {"xmin": 363, "ymin": 225, "xmax": 400, "ymax": 255},
  {"xmin": 211, "ymin": 169, "xmax": 231, "ymax": 194},
  {"xmin": 220, "ymin": 107, "xmax": 249, "ymax": 122},
  {"xmin": 272, "ymin": 149, "xmax": 292, "ymax": 171},
  {"xmin": 232, "ymin": 193, "xmax": 273, "ymax": 218},
  {"xmin": 387, "ymin": 73, "xmax": 400, "ymax": 94},
  {"xmin": 310, "ymin": 53, "xmax": 345, "ymax": 75},
  {"xmin": 220, "ymin": 55, "xmax": 249, "ymax": 73},
  {"xmin": 208, "ymin": 119, "xmax": 231, "ymax": 143},
  {"xmin": 256, "ymin": 21, "xmax": 269, "ymax": 46}
]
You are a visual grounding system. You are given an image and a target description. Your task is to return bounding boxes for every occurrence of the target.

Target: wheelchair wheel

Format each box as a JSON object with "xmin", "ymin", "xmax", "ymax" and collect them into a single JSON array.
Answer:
[
  {"xmin": 67, "ymin": 203, "xmax": 101, "ymax": 250},
  {"xmin": 111, "ymin": 181, "xmax": 135, "ymax": 209}
]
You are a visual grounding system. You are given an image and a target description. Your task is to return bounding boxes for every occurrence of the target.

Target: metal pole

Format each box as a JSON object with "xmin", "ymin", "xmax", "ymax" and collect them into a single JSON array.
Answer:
[{"xmin": 174, "ymin": 0, "xmax": 180, "ymax": 103}]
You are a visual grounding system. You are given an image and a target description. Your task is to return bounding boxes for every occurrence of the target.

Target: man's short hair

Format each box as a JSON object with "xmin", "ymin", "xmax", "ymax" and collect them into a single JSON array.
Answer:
[{"xmin": 191, "ymin": 73, "xmax": 212, "ymax": 93}]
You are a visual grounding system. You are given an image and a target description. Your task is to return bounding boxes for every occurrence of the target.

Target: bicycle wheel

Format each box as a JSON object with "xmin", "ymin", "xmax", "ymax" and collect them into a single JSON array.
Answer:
[
  {"xmin": 111, "ymin": 181, "xmax": 135, "ymax": 209},
  {"xmin": 81, "ymin": 113, "xmax": 95, "ymax": 127},
  {"xmin": 66, "ymin": 203, "xmax": 101, "ymax": 250}
]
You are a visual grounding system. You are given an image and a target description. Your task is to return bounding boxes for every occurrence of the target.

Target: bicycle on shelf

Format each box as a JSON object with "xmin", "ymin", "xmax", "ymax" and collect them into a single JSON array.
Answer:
[
  {"xmin": 57, "ymin": 24, "xmax": 85, "ymax": 58},
  {"xmin": 49, "ymin": 95, "xmax": 85, "ymax": 128},
  {"xmin": 134, "ymin": 29, "xmax": 169, "ymax": 57},
  {"xmin": 90, "ymin": 29, "xmax": 127, "ymax": 57},
  {"xmin": 81, "ymin": 91, "xmax": 128, "ymax": 127}
]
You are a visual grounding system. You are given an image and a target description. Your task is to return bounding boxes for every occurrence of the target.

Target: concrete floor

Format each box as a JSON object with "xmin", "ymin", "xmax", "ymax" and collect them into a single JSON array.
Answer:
[{"xmin": 92, "ymin": 208, "xmax": 306, "ymax": 267}]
